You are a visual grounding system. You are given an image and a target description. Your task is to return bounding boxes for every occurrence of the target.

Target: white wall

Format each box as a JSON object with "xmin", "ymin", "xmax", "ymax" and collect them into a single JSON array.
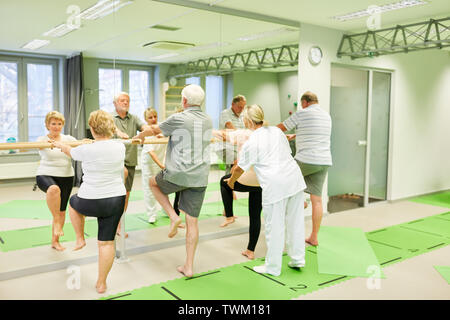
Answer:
[
  {"xmin": 298, "ymin": 22, "xmax": 450, "ymax": 200},
  {"xmin": 233, "ymin": 71, "xmax": 281, "ymax": 125}
]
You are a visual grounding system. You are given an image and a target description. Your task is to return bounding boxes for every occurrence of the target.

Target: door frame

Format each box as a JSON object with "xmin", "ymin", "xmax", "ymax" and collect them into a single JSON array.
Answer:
[{"xmin": 330, "ymin": 63, "xmax": 395, "ymax": 205}]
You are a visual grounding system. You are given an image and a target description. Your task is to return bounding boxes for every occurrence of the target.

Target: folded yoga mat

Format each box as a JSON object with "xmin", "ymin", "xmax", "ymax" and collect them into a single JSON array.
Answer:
[
  {"xmin": 410, "ymin": 191, "xmax": 450, "ymax": 208},
  {"xmin": 434, "ymin": 266, "xmax": 450, "ymax": 285},
  {"xmin": 317, "ymin": 226, "xmax": 385, "ymax": 278}
]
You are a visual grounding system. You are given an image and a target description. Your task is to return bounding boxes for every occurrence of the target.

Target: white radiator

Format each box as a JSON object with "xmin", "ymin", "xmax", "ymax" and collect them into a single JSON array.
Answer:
[{"xmin": 0, "ymin": 162, "xmax": 39, "ymax": 180}]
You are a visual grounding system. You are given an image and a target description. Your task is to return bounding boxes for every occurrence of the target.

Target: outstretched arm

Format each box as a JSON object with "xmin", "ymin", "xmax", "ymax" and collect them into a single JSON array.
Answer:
[
  {"xmin": 51, "ymin": 141, "xmax": 72, "ymax": 158},
  {"xmin": 133, "ymin": 125, "xmax": 162, "ymax": 142}
]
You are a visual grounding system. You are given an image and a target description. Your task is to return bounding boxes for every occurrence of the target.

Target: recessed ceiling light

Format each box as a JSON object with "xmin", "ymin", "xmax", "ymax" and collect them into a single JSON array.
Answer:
[
  {"xmin": 43, "ymin": 23, "xmax": 78, "ymax": 38},
  {"xmin": 150, "ymin": 53, "xmax": 179, "ymax": 60},
  {"xmin": 21, "ymin": 39, "xmax": 50, "ymax": 50},
  {"xmin": 237, "ymin": 27, "xmax": 298, "ymax": 41},
  {"xmin": 77, "ymin": 0, "xmax": 133, "ymax": 20},
  {"xmin": 332, "ymin": 0, "xmax": 428, "ymax": 21}
]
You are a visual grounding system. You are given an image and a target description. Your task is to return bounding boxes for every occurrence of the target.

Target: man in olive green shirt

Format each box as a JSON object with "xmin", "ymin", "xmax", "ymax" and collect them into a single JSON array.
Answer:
[{"xmin": 112, "ymin": 92, "xmax": 150, "ymax": 235}]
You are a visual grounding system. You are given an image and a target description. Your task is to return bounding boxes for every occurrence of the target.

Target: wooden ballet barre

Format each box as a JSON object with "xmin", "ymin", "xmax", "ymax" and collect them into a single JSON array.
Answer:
[{"xmin": 0, "ymin": 137, "xmax": 221, "ymax": 151}]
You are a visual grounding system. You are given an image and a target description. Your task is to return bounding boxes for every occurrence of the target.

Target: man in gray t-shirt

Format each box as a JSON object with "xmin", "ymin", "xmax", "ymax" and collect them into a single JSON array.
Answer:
[
  {"xmin": 217, "ymin": 95, "xmax": 246, "ymax": 173},
  {"xmin": 135, "ymin": 84, "xmax": 212, "ymax": 278}
]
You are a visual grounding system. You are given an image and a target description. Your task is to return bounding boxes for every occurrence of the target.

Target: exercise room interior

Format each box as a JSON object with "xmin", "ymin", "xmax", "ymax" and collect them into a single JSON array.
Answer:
[{"xmin": 0, "ymin": 0, "xmax": 449, "ymax": 301}]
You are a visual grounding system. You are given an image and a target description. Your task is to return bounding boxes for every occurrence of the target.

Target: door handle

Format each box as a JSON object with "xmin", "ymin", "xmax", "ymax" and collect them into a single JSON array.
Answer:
[{"xmin": 358, "ymin": 140, "xmax": 367, "ymax": 146}]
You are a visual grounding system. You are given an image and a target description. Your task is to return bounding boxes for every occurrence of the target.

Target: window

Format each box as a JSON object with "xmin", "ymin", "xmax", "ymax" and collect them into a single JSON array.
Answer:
[
  {"xmin": 0, "ymin": 56, "xmax": 58, "ymax": 144},
  {"xmin": 98, "ymin": 63, "xmax": 153, "ymax": 122},
  {"xmin": 185, "ymin": 76, "xmax": 200, "ymax": 85},
  {"xmin": 0, "ymin": 62, "xmax": 18, "ymax": 143},
  {"xmin": 205, "ymin": 75, "xmax": 224, "ymax": 129},
  {"xmin": 99, "ymin": 68, "xmax": 122, "ymax": 113}
]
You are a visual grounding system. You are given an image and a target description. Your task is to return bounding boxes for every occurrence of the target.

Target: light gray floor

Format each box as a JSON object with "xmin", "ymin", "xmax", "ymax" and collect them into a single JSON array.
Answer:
[{"xmin": 0, "ymin": 171, "xmax": 449, "ymax": 300}]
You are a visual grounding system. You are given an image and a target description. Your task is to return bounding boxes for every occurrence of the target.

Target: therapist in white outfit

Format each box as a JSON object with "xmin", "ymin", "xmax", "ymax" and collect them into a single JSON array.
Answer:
[
  {"xmin": 141, "ymin": 108, "xmax": 167, "ymax": 223},
  {"xmin": 226, "ymin": 104, "xmax": 306, "ymax": 276}
]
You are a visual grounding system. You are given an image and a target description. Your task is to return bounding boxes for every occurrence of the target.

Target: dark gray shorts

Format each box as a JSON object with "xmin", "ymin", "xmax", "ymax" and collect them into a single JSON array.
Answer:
[
  {"xmin": 297, "ymin": 161, "xmax": 330, "ymax": 196},
  {"xmin": 155, "ymin": 170, "xmax": 206, "ymax": 218}
]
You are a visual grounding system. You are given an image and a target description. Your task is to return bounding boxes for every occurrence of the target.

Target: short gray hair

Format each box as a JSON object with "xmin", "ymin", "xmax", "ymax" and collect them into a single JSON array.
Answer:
[
  {"xmin": 181, "ymin": 84, "xmax": 205, "ymax": 106},
  {"xmin": 113, "ymin": 92, "xmax": 130, "ymax": 102}
]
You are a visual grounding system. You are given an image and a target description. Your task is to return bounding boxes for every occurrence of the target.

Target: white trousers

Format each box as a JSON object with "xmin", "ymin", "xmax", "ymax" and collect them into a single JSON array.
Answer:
[
  {"xmin": 141, "ymin": 158, "xmax": 161, "ymax": 218},
  {"xmin": 263, "ymin": 191, "xmax": 305, "ymax": 276}
]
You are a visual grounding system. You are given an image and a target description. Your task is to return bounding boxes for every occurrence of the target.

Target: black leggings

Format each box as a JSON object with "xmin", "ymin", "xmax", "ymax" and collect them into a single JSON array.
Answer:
[
  {"xmin": 36, "ymin": 175, "xmax": 74, "ymax": 211},
  {"xmin": 220, "ymin": 174, "xmax": 262, "ymax": 252},
  {"xmin": 69, "ymin": 194, "xmax": 126, "ymax": 241}
]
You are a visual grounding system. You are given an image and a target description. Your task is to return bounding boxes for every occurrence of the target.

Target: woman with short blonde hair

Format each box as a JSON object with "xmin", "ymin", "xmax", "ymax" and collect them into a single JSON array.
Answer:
[
  {"xmin": 36, "ymin": 110, "xmax": 76, "ymax": 252},
  {"xmin": 88, "ymin": 109, "xmax": 116, "ymax": 138},
  {"xmin": 52, "ymin": 109, "xmax": 126, "ymax": 293}
]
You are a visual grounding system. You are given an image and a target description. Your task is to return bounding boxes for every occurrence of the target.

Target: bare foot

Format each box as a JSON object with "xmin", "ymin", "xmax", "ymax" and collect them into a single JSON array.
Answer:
[
  {"xmin": 220, "ymin": 216, "xmax": 236, "ymax": 227},
  {"xmin": 96, "ymin": 282, "xmax": 107, "ymax": 294},
  {"xmin": 51, "ymin": 242, "xmax": 66, "ymax": 251},
  {"xmin": 305, "ymin": 236, "xmax": 318, "ymax": 246},
  {"xmin": 168, "ymin": 217, "xmax": 182, "ymax": 238},
  {"xmin": 177, "ymin": 265, "xmax": 193, "ymax": 278},
  {"xmin": 73, "ymin": 239, "xmax": 86, "ymax": 251},
  {"xmin": 178, "ymin": 223, "xmax": 185, "ymax": 229},
  {"xmin": 241, "ymin": 249, "xmax": 255, "ymax": 260}
]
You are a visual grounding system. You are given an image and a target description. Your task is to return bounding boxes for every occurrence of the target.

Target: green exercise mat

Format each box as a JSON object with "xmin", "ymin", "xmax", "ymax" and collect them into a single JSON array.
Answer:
[
  {"xmin": 317, "ymin": 226, "xmax": 384, "ymax": 278},
  {"xmin": 367, "ymin": 240, "xmax": 406, "ymax": 267},
  {"xmin": 401, "ymin": 217, "xmax": 450, "ymax": 238},
  {"xmin": 366, "ymin": 225, "xmax": 447, "ymax": 255},
  {"xmin": 434, "ymin": 266, "xmax": 450, "ymax": 285},
  {"xmin": 103, "ymin": 251, "xmax": 351, "ymax": 300},
  {"xmin": 410, "ymin": 191, "xmax": 450, "ymax": 208},
  {"xmin": 102, "ymin": 213, "xmax": 450, "ymax": 301},
  {"xmin": 0, "ymin": 200, "xmax": 53, "ymax": 220}
]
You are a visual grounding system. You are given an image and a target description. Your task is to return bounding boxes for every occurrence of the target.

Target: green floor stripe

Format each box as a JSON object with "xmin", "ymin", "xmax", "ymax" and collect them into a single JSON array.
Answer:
[
  {"xmin": 317, "ymin": 226, "xmax": 385, "ymax": 278},
  {"xmin": 102, "ymin": 212, "xmax": 450, "ymax": 300},
  {"xmin": 410, "ymin": 191, "xmax": 450, "ymax": 208},
  {"xmin": 433, "ymin": 266, "xmax": 450, "ymax": 285}
]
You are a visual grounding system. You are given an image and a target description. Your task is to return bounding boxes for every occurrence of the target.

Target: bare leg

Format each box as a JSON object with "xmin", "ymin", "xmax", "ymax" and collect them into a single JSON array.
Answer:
[
  {"xmin": 149, "ymin": 177, "xmax": 183, "ymax": 238},
  {"xmin": 305, "ymin": 194, "xmax": 323, "ymax": 246},
  {"xmin": 96, "ymin": 240, "xmax": 115, "ymax": 294},
  {"xmin": 116, "ymin": 191, "xmax": 129, "ymax": 238},
  {"xmin": 69, "ymin": 205, "xmax": 86, "ymax": 251},
  {"xmin": 117, "ymin": 166, "xmax": 129, "ymax": 238},
  {"xmin": 177, "ymin": 212, "xmax": 198, "ymax": 278},
  {"xmin": 46, "ymin": 185, "xmax": 66, "ymax": 251}
]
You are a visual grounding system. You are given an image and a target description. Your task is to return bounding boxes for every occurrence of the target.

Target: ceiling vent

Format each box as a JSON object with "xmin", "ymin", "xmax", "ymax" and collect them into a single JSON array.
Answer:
[
  {"xmin": 150, "ymin": 25, "xmax": 181, "ymax": 31},
  {"xmin": 143, "ymin": 41, "xmax": 195, "ymax": 50}
]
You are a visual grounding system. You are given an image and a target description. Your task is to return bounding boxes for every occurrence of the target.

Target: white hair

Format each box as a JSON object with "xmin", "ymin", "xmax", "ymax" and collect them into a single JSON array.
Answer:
[
  {"xmin": 113, "ymin": 91, "xmax": 130, "ymax": 102},
  {"xmin": 181, "ymin": 84, "xmax": 205, "ymax": 106}
]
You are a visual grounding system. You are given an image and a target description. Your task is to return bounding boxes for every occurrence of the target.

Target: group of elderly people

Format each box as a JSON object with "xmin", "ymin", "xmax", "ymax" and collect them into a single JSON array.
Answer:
[{"xmin": 35, "ymin": 84, "xmax": 331, "ymax": 293}]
